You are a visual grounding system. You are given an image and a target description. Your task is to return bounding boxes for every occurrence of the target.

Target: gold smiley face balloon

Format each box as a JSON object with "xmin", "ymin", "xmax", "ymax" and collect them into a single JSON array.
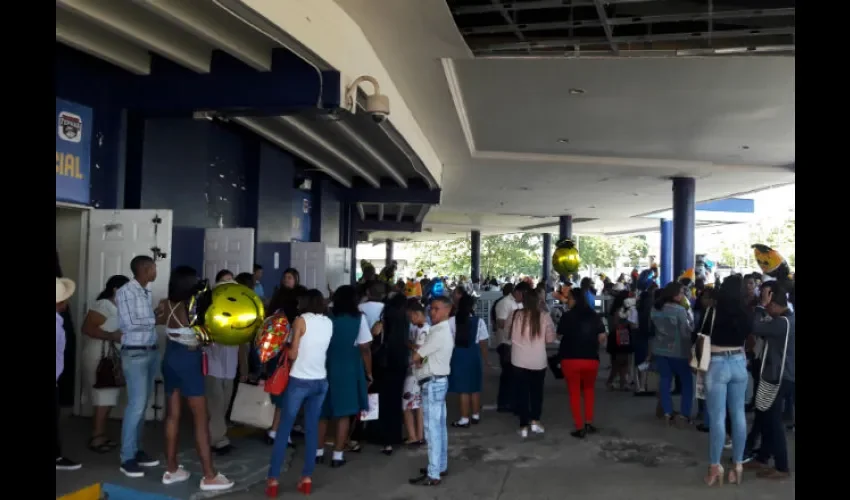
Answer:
[
  {"xmin": 552, "ymin": 238, "xmax": 581, "ymax": 276},
  {"xmin": 202, "ymin": 282, "xmax": 265, "ymax": 345}
]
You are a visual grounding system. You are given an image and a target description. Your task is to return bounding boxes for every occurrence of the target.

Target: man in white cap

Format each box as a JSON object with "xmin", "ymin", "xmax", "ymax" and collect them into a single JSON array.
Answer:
[{"xmin": 56, "ymin": 277, "xmax": 81, "ymax": 471}]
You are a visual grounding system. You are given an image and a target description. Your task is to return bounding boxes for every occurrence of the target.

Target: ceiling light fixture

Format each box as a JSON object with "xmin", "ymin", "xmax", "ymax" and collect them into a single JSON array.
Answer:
[
  {"xmin": 568, "ymin": 88, "xmax": 585, "ymax": 95},
  {"xmin": 557, "ymin": 138, "xmax": 569, "ymax": 143}
]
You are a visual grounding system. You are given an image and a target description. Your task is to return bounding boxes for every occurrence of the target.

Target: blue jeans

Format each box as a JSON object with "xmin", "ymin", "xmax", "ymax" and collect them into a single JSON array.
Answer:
[
  {"xmin": 422, "ymin": 377, "xmax": 449, "ymax": 480},
  {"xmin": 267, "ymin": 377, "xmax": 328, "ymax": 479},
  {"xmin": 655, "ymin": 356, "xmax": 693, "ymax": 418},
  {"xmin": 705, "ymin": 352, "xmax": 748, "ymax": 465},
  {"xmin": 120, "ymin": 348, "xmax": 160, "ymax": 463}
]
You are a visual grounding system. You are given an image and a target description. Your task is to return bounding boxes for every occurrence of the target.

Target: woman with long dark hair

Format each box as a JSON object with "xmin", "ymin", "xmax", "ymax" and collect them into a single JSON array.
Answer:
[
  {"xmin": 81, "ymin": 274, "xmax": 130, "ymax": 452},
  {"xmin": 316, "ymin": 285, "xmax": 373, "ymax": 467},
  {"xmin": 557, "ymin": 287, "xmax": 607, "ymax": 438},
  {"xmin": 263, "ymin": 274, "xmax": 307, "ymax": 446},
  {"xmin": 650, "ymin": 282, "xmax": 694, "ymax": 427},
  {"xmin": 157, "ymin": 266, "xmax": 234, "ymax": 491},
  {"xmin": 703, "ymin": 275, "xmax": 750, "ymax": 486},
  {"xmin": 508, "ymin": 285, "xmax": 556, "ymax": 437},
  {"xmin": 448, "ymin": 290, "xmax": 489, "ymax": 427},
  {"xmin": 266, "ymin": 289, "xmax": 333, "ymax": 497},
  {"xmin": 369, "ymin": 294, "xmax": 412, "ymax": 455}
]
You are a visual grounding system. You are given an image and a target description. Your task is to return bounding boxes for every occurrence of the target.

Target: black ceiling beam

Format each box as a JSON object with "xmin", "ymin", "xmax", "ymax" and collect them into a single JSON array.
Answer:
[
  {"xmin": 452, "ymin": 0, "xmax": 655, "ymax": 15},
  {"xmin": 459, "ymin": 8, "xmax": 795, "ymax": 35}
]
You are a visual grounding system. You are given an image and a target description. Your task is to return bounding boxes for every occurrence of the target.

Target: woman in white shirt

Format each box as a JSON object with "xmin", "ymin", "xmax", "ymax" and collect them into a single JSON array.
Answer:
[
  {"xmin": 81, "ymin": 275, "xmax": 129, "ymax": 453},
  {"xmin": 266, "ymin": 289, "xmax": 333, "ymax": 497}
]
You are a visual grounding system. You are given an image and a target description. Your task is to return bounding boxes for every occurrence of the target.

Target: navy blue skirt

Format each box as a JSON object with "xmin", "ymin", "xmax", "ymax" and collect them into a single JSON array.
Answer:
[{"xmin": 448, "ymin": 343, "xmax": 482, "ymax": 394}]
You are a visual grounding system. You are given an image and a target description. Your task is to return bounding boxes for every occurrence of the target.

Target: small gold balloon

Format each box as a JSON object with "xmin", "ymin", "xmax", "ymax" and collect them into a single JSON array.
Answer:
[
  {"xmin": 203, "ymin": 282, "xmax": 265, "ymax": 345},
  {"xmin": 552, "ymin": 238, "xmax": 581, "ymax": 276}
]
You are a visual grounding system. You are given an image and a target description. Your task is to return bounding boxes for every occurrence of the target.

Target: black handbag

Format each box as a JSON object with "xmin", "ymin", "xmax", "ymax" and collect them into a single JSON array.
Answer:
[{"xmin": 93, "ymin": 341, "xmax": 125, "ymax": 388}]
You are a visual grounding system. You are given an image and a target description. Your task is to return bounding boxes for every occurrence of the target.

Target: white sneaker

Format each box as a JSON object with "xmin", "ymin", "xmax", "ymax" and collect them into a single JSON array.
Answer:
[
  {"xmin": 200, "ymin": 473, "xmax": 235, "ymax": 492},
  {"xmin": 530, "ymin": 423, "xmax": 545, "ymax": 435},
  {"xmin": 724, "ymin": 438, "xmax": 732, "ymax": 449},
  {"xmin": 162, "ymin": 466, "xmax": 190, "ymax": 485},
  {"xmin": 519, "ymin": 428, "xmax": 529, "ymax": 439}
]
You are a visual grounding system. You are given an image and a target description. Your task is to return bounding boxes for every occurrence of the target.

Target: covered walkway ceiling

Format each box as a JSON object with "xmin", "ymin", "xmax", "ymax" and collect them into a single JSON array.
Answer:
[
  {"xmin": 334, "ymin": 0, "xmax": 795, "ymax": 241},
  {"xmin": 55, "ymin": 0, "xmax": 438, "ymax": 225}
]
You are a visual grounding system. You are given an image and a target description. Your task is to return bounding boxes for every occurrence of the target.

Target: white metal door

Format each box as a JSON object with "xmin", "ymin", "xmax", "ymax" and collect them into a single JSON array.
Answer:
[
  {"xmin": 325, "ymin": 248, "xmax": 351, "ymax": 293},
  {"xmin": 290, "ymin": 242, "xmax": 326, "ymax": 292},
  {"xmin": 203, "ymin": 228, "xmax": 255, "ymax": 281},
  {"xmin": 83, "ymin": 209, "xmax": 173, "ymax": 421}
]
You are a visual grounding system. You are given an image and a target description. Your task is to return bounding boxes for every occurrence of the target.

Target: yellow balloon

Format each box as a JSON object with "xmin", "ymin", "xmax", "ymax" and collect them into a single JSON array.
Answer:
[
  {"xmin": 552, "ymin": 238, "xmax": 581, "ymax": 276},
  {"xmin": 203, "ymin": 283, "xmax": 265, "ymax": 345}
]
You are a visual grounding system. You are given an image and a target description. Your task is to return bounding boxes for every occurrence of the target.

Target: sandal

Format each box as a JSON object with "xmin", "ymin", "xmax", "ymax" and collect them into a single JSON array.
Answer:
[
  {"xmin": 345, "ymin": 441, "xmax": 362, "ymax": 453},
  {"xmin": 88, "ymin": 436, "xmax": 114, "ymax": 454}
]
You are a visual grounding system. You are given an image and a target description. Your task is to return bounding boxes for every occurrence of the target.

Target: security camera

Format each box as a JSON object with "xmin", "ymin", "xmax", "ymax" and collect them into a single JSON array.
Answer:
[
  {"xmin": 366, "ymin": 93, "xmax": 390, "ymax": 123},
  {"xmin": 345, "ymin": 75, "xmax": 390, "ymax": 122}
]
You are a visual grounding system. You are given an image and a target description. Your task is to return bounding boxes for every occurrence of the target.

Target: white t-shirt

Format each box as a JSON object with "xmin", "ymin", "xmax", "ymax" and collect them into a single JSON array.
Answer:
[
  {"xmin": 494, "ymin": 296, "xmax": 521, "ymax": 345},
  {"xmin": 359, "ymin": 301, "xmax": 384, "ymax": 329},
  {"xmin": 448, "ymin": 316, "xmax": 490, "ymax": 343},
  {"xmin": 290, "ymin": 313, "xmax": 333, "ymax": 380},
  {"xmin": 355, "ymin": 315, "xmax": 372, "ymax": 346}
]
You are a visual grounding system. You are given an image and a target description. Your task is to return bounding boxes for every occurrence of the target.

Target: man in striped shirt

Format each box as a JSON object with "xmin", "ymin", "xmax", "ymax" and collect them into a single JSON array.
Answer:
[{"xmin": 116, "ymin": 255, "xmax": 161, "ymax": 478}]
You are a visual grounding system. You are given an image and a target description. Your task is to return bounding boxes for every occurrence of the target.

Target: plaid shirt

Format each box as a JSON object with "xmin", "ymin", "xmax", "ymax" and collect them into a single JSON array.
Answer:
[{"xmin": 116, "ymin": 279, "xmax": 157, "ymax": 347}]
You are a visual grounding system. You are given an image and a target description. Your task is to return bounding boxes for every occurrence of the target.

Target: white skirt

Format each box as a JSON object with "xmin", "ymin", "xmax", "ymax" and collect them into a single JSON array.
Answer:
[{"xmin": 82, "ymin": 340, "xmax": 121, "ymax": 407}]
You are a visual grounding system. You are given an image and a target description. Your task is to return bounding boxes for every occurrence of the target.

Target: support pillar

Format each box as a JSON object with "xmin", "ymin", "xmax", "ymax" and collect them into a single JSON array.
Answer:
[
  {"xmin": 385, "ymin": 239, "xmax": 394, "ymax": 268},
  {"xmin": 558, "ymin": 215, "xmax": 573, "ymax": 241},
  {"xmin": 557, "ymin": 215, "xmax": 573, "ymax": 282},
  {"xmin": 660, "ymin": 219, "xmax": 673, "ymax": 285},
  {"xmin": 672, "ymin": 177, "xmax": 696, "ymax": 280},
  {"xmin": 542, "ymin": 233, "xmax": 552, "ymax": 283},
  {"xmin": 470, "ymin": 230, "xmax": 481, "ymax": 284}
]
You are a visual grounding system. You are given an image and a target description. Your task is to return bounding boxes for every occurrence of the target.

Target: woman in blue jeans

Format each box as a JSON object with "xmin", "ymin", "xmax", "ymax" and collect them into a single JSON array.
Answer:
[
  {"xmin": 702, "ymin": 275, "xmax": 751, "ymax": 486},
  {"xmin": 649, "ymin": 282, "xmax": 694, "ymax": 426},
  {"xmin": 266, "ymin": 290, "xmax": 333, "ymax": 498}
]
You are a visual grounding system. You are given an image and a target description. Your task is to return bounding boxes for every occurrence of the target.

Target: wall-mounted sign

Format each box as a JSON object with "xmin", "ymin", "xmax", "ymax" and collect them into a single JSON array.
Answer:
[{"xmin": 56, "ymin": 98, "xmax": 92, "ymax": 205}]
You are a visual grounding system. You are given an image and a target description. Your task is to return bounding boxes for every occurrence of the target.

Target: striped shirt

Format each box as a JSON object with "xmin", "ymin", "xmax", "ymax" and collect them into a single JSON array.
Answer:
[{"xmin": 116, "ymin": 279, "xmax": 157, "ymax": 347}]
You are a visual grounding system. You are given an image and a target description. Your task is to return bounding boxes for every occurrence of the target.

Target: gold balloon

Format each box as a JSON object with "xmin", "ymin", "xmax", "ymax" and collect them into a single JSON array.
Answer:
[
  {"xmin": 202, "ymin": 283, "xmax": 265, "ymax": 345},
  {"xmin": 552, "ymin": 238, "xmax": 581, "ymax": 276}
]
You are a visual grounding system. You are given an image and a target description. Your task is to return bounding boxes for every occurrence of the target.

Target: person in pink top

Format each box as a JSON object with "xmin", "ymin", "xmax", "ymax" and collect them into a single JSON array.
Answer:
[{"xmin": 507, "ymin": 286, "xmax": 556, "ymax": 438}]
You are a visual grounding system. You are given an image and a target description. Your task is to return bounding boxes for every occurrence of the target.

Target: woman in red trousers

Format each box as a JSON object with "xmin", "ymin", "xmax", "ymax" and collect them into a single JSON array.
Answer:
[{"xmin": 557, "ymin": 287, "xmax": 608, "ymax": 438}]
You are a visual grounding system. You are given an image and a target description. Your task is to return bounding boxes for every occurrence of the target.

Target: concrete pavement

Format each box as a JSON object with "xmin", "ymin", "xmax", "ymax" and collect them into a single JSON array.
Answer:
[{"xmin": 56, "ymin": 363, "xmax": 795, "ymax": 500}]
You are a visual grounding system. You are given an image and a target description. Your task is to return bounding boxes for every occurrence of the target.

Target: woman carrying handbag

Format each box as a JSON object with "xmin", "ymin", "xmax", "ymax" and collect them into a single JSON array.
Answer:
[
  {"xmin": 81, "ymin": 275, "xmax": 130, "ymax": 453},
  {"xmin": 744, "ymin": 284, "xmax": 795, "ymax": 480}
]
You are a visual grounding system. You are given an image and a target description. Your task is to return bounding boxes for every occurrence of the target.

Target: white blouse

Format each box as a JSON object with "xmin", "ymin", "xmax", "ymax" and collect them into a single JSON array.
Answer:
[{"xmin": 448, "ymin": 316, "xmax": 490, "ymax": 343}]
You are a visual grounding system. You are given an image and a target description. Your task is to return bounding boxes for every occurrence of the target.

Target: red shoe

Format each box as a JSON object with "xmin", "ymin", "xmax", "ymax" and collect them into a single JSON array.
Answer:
[
  {"xmin": 265, "ymin": 479, "xmax": 279, "ymax": 498},
  {"xmin": 297, "ymin": 478, "xmax": 313, "ymax": 496}
]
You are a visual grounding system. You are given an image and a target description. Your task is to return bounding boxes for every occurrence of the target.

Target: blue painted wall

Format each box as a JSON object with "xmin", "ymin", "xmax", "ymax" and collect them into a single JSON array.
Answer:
[
  {"xmin": 55, "ymin": 43, "xmax": 125, "ymax": 209},
  {"xmin": 56, "ymin": 43, "xmax": 351, "ymax": 284},
  {"xmin": 257, "ymin": 143, "xmax": 297, "ymax": 242},
  {"xmin": 141, "ymin": 119, "xmax": 251, "ymax": 228},
  {"xmin": 320, "ymin": 180, "xmax": 341, "ymax": 247}
]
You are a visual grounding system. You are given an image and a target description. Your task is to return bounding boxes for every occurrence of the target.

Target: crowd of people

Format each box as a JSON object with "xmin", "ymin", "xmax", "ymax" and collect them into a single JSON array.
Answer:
[{"xmin": 55, "ymin": 257, "xmax": 795, "ymax": 496}]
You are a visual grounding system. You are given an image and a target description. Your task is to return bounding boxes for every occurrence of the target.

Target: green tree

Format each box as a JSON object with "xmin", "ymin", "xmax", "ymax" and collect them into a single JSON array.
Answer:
[
  {"xmin": 576, "ymin": 235, "xmax": 617, "ymax": 272},
  {"xmin": 411, "ymin": 233, "xmax": 543, "ymax": 278}
]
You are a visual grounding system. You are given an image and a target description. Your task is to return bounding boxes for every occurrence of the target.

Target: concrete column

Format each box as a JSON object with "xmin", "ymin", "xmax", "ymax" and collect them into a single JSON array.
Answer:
[
  {"xmin": 542, "ymin": 233, "xmax": 552, "ymax": 283},
  {"xmin": 385, "ymin": 239, "xmax": 394, "ymax": 268},
  {"xmin": 558, "ymin": 215, "xmax": 573, "ymax": 241},
  {"xmin": 470, "ymin": 230, "xmax": 481, "ymax": 283},
  {"xmin": 672, "ymin": 177, "xmax": 696, "ymax": 279},
  {"xmin": 660, "ymin": 219, "xmax": 673, "ymax": 285}
]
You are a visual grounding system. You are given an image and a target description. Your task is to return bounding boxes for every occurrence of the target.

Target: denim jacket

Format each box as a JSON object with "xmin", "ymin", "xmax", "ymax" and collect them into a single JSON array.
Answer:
[{"xmin": 649, "ymin": 303, "xmax": 693, "ymax": 359}]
